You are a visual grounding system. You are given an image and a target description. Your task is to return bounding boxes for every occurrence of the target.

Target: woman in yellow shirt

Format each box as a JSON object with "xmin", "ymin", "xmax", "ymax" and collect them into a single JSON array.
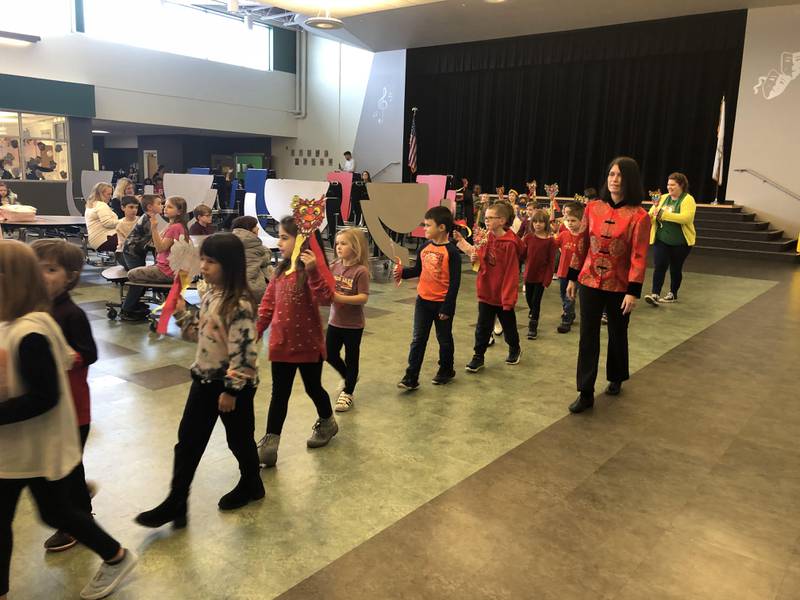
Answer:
[{"xmin": 644, "ymin": 172, "xmax": 696, "ymax": 306}]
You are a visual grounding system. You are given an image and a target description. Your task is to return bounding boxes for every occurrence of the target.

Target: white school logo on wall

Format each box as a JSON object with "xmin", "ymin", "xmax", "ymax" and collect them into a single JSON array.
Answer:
[{"xmin": 754, "ymin": 51, "xmax": 800, "ymax": 100}]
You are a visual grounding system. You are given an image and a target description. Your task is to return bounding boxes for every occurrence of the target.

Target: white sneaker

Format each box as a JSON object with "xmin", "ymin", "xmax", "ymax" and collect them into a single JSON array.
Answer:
[
  {"xmin": 335, "ymin": 391, "xmax": 354, "ymax": 412},
  {"xmin": 493, "ymin": 322, "xmax": 503, "ymax": 336},
  {"xmin": 80, "ymin": 549, "xmax": 138, "ymax": 599},
  {"xmin": 644, "ymin": 294, "xmax": 660, "ymax": 307},
  {"xmin": 659, "ymin": 292, "xmax": 677, "ymax": 303}
]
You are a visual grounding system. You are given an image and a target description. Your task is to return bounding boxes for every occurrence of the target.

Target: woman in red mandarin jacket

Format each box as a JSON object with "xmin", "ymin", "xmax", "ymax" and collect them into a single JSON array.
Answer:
[{"xmin": 566, "ymin": 156, "xmax": 651, "ymax": 414}]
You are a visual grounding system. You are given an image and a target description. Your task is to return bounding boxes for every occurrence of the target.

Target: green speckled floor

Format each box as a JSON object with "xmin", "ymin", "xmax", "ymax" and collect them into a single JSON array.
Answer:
[{"xmin": 7, "ymin": 261, "xmax": 777, "ymax": 599}]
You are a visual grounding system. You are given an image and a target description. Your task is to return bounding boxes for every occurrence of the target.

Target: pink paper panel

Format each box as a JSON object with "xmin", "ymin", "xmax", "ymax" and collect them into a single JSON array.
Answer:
[
  {"xmin": 327, "ymin": 171, "xmax": 353, "ymax": 222},
  {"xmin": 412, "ymin": 174, "xmax": 447, "ymax": 237}
]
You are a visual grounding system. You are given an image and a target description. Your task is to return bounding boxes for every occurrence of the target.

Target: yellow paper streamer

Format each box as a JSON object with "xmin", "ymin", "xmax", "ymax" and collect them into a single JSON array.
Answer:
[{"xmin": 285, "ymin": 234, "xmax": 307, "ymax": 276}]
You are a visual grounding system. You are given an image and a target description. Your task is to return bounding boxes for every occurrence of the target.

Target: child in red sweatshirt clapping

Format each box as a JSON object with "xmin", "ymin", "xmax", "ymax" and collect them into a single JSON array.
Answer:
[{"xmin": 454, "ymin": 202, "xmax": 525, "ymax": 372}]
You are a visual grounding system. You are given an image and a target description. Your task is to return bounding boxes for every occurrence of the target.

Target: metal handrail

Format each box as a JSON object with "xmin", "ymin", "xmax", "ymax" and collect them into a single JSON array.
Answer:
[
  {"xmin": 734, "ymin": 168, "xmax": 800, "ymax": 202},
  {"xmin": 371, "ymin": 161, "xmax": 401, "ymax": 179}
]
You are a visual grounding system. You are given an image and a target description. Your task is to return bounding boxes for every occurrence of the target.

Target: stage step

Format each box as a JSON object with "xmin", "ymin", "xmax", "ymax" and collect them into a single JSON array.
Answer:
[
  {"xmin": 692, "ymin": 244, "xmax": 799, "ymax": 263},
  {"xmin": 698, "ymin": 227, "xmax": 784, "ymax": 241},
  {"xmin": 695, "ymin": 235, "xmax": 797, "ymax": 253},
  {"xmin": 694, "ymin": 219, "xmax": 769, "ymax": 231}
]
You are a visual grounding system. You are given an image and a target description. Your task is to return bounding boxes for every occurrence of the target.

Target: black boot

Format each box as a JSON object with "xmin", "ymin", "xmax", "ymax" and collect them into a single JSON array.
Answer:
[
  {"xmin": 557, "ymin": 320, "xmax": 571, "ymax": 334},
  {"xmin": 569, "ymin": 394, "xmax": 594, "ymax": 414},
  {"xmin": 135, "ymin": 496, "xmax": 187, "ymax": 529},
  {"xmin": 218, "ymin": 477, "xmax": 265, "ymax": 511},
  {"xmin": 605, "ymin": 381, "xmax": 622, "ymax": 396},
  {"xmin": 527, "ymin": 320, "xmax": 538, "ymax": 340}
]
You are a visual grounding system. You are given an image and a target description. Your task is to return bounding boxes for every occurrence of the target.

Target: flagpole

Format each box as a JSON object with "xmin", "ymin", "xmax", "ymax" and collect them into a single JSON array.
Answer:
[{"xmin": 711, "ymin": 96, "xmax": 725, "ymax": 205}]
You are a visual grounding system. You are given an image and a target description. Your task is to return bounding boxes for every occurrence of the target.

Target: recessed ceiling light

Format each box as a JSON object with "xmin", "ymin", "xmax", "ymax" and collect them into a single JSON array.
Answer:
[
  {"xmin": 92, "ymin": 130, "xmax": 110, "ymax": 134},
  {"xmin": 305, "ymin": 15, "xmax": 343, "ymax": 30},
  {"xmin": 484, "ymin": 0, "xmax": 506, "ymax": 3}
]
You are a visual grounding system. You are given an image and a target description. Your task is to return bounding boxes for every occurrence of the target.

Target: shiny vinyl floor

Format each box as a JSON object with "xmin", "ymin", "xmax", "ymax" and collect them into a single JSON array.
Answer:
[{"xmin": 7, "ymin": 255, "xmax": 800, "ymax": 600}]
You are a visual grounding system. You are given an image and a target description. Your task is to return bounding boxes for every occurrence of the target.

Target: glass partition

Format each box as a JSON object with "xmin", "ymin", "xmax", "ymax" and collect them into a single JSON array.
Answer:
[{"xmin": 0, "ymin": 111, "xmax": 22, "ymax": 179}]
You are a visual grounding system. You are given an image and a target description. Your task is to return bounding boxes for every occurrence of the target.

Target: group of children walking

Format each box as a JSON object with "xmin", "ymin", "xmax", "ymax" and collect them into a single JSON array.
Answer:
[
  {"xmin": 394, "ymin": 198, "xmax": 586, "ymax": 389},
  {"xmin": 0, "ymin": 199, "xmax": 375, "ymax": 598},
  {"xmin": 0, "ymin": 186, "xmax": 584, "ymax": 598}
]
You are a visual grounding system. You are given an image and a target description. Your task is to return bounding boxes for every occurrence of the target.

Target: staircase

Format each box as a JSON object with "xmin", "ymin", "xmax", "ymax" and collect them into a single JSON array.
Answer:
[
  {"xmin": 692, "ymin": 204, "xmax": 798, "ymax": 262},
  {"xmin": 644, "ymin": 203, "xmax": 799, "ymax": 262}
]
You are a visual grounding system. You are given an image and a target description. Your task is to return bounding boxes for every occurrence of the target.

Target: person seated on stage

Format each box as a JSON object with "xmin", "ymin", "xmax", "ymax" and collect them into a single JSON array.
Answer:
[
  {"xmin": 115, "ymin": 197, "xmax": 140, "ymax": 267},
  {"xmin": 0, "ymin": 182, "xmax": 18, "ymax": 205},
  {"xmin": 189, "ymin": 204, "xmax": 217, "ymax": 236}
]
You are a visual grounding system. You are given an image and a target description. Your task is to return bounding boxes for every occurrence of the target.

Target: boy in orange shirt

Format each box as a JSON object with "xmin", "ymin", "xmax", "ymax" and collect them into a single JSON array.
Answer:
[{"xmin": 394, "ymin": 206, "xmax": 462, "ymax": 389}]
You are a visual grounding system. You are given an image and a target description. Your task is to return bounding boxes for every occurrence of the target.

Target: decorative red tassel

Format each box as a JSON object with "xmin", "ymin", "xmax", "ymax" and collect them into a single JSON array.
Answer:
[
  {"xmin": 309, "ymin": 233, "xmax": 336, "ymax": 293},
  {"xmin": 156, "ymin": 276, "xmax": 183, "ymax": 334}
]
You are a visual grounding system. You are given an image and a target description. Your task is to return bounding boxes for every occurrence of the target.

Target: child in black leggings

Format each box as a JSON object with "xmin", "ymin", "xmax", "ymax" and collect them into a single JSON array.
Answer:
[
  {"xmin": 256, "ymin": 219, "xmax": 337, "ymax": 468},
  {"xmin": 326, "ymin": 228, "xmax": 370, "ymax": 413}
]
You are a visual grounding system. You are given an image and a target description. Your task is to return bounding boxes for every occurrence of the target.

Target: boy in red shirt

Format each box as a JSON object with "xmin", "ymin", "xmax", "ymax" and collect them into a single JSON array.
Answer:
[
  {"xmin": 554, "ymin": 202, "xmax": 585, "ymax": 333},
  {"xmin": 455, "ymin": 202, "xmax": 525, "ymax": 372},
  {"xmin": 394, "ymin": 206, "xmax": 462, "ymax": 389}
]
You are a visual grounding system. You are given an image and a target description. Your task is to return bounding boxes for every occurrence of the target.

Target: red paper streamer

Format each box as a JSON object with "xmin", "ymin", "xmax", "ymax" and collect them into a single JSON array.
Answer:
[
  {"xmin": 156, "ymin": 276, "xmax": 183, "ymax": 334},
  {"xmin": 309, "ymin": 233, "xmax": 336, "ymax": 294}
]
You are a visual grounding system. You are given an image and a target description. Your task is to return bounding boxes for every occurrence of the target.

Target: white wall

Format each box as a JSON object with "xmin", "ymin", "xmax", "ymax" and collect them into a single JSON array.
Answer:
[
  {"xmin": 728, "ymin": 4, "xmax": 800, "ymax": 237},
  {"xmin": 272, "ymin": 35, "xmax": 374, "ymax": 180},
  {"xmin": 353, "ymin": 50, "xmax": 406, "ymax": 182},
  {"xmin": 1, "ymin": 33, "xmax": 297, "ymax": 137}
]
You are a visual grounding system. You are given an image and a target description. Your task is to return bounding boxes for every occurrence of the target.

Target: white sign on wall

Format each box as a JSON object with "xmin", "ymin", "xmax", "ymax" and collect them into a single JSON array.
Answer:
[{"xmin": 754, "ymin": 50, "xmax": 800, "ymax": 99}]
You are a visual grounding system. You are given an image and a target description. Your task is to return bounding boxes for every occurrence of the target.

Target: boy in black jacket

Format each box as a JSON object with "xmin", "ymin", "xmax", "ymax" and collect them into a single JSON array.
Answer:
[{"xmin": 393, "ymin": 206, "xmax": 462, "ymax": 389}]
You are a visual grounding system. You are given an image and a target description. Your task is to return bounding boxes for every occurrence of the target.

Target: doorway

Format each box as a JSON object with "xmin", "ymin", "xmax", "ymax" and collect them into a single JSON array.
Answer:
[{"xmin": 143, "ymin": 150, "xmax": 158, "ymax": 179}]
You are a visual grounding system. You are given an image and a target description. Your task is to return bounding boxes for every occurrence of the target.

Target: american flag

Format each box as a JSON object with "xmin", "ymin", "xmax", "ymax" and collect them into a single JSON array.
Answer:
[{"xmin": 408, "ymin": 109, "xmax": 418, "ymax": 174}]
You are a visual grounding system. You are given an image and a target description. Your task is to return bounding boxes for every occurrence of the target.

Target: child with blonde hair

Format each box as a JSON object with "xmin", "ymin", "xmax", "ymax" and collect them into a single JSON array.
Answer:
[{"xmin": 326, "ymin": 228, "xmax": 370, "ymax": 411}]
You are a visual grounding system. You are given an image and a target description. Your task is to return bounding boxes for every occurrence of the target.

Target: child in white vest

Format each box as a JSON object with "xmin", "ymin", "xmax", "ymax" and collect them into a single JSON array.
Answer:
[{"xmin": 0, "ymin": 240, "xmax": 137, "ymax": 600}]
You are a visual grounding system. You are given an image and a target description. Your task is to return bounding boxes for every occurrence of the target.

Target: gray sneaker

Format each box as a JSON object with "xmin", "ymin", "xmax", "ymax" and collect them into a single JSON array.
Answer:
[
  {"xmin": 257, "ymin": 434, "xmax": 280, "ymax": 468},
  {"xmin": 307, "ymin": 416, "xmax": 338, "ymax": 448},
  {"xmin": 644, "ymin": 294, "xmax": 660, "ymax": 307},
  {"xmin": 659, "ymin": 292, "xmax": 677, "ymax": 303},
  {"xmin": 80, "ymin": 549, "xmax": 138, "ymax": 600}
]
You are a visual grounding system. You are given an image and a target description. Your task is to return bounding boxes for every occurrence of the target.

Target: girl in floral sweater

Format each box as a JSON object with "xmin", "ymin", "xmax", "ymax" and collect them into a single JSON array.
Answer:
[
  {"xmin": 135, "ymin": 233, "xmax": 263, "ymax": 530},
  {"xmin": 256, "ymin": 217, "xmax": 336, "ymax": 468}
]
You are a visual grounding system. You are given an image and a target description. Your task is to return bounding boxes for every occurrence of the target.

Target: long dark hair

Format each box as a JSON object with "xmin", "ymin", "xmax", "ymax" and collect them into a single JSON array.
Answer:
[
  {"xmin": 274, "ymin": 216, "xmax": 329, "ymax": 288},
  {"xmin": 167, "ymin": 195, "xmax": 191, "ymax": 238},
  {"xmin": 200, "ymin": 233, "xmax": 256, "ymax": 324},
  {"xmin": 600, "ymin": 156, "xmax": 645, "ymax": 207}
]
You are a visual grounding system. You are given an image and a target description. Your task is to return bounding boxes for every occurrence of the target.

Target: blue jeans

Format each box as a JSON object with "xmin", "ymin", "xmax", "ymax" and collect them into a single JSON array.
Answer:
[
  {"xmin": 559, "ymin": 277, "xmax": 576, "ymax": 324},
  {"xmin": 406, "ymin": 297, "xmax": 454, "ymax": 378}
]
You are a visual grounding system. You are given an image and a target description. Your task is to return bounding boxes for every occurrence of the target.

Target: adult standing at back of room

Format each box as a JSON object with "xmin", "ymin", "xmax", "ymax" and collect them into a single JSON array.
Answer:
[
  {"xmin": 644, "ymin": 172, "xmax": 696, "ymax": 306},
  {"xmin": 341, "ymin": 152, "xmax": 355, "ymax": 173},
  {"xmin": 566, "ymin": 156, "xmax": 651, "ymax": 414}
]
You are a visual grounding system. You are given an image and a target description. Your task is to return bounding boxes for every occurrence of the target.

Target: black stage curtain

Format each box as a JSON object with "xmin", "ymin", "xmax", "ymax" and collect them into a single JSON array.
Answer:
[{"xmin": 404, "ymin": 11, "xmax": 746, "ymax": 202}]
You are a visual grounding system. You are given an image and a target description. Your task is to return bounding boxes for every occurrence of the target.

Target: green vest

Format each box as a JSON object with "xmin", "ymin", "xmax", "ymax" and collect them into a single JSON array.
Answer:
[{"xmin": 655, "ymin": 194, "xmax": 687, "ymax": 246}]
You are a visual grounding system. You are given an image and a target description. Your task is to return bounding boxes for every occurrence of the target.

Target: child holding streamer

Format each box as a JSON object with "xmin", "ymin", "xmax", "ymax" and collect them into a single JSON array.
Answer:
[{"xmin": 256, "ymin": 217, "xmax": 337, "ymax": 468}]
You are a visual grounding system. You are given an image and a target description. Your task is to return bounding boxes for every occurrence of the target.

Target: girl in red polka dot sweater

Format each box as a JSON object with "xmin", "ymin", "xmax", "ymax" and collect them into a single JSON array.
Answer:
[{"xmin": 255, "ymin": 216, "xmax": 336, "ymax": 468}]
